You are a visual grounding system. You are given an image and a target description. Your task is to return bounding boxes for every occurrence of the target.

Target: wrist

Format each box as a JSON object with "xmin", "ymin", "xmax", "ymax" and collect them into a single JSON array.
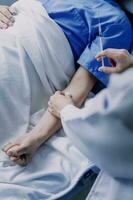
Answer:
[{"xmin": 29, "ymin": 127, "xmax": 48, "ymax": 147}]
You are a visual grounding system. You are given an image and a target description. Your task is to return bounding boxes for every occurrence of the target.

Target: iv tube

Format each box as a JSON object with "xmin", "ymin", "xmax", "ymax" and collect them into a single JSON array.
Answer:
[{"xmin": 98, "ymin": 10, "xmax": 105, "ymax": 67}]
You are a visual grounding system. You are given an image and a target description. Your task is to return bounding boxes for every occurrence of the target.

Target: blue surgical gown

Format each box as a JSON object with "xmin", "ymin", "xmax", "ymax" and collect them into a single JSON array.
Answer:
[{"xmin": 39, "ymin": 0, "xmax": 133, "ymax": 89}]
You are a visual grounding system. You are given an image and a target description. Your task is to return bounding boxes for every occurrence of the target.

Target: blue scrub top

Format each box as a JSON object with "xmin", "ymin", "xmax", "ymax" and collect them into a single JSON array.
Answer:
[{"xmin": 39, "ymin": 0, "xmax": 133, "ymax": 89}]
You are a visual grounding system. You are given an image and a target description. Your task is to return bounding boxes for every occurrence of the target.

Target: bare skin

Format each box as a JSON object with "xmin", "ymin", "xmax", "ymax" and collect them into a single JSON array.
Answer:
[
  {"xmin": 48, "ymin": 49, "xmax": 133, "ymax": 119},
  {"xmin": 48, "ymin": 91, "xmax": 74, "ymax": 118},
  {"xmin": 96, "ymin": 48, "xmax": 133, "ymax": 74},
  {"xmin": 3, "ymin": 67, "xmax": 96, "ymax": 166},
  {"xmin": 5, "ymin": 48, "xmax": 133, "ymax": 166},
  {"xmin": 0, "ymin": 5, "xmax": 17, "ymax": 29}
]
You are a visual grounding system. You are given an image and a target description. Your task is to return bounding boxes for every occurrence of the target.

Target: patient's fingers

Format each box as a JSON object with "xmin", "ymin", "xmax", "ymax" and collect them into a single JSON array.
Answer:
[
  {"xmin": 0, "ymin": 12, "xmax": 12, "ymax": 25},
  {"xmin": 7, "ymin": 145, "xmax": 28, "ymax": 157},
  {"xmin": 15, "ymin": 155, "xmax": 30, "ymax": 167},
  {"xmin": 9, "ymin": 154, "xmax": 30, "ymax": 167},
  {"xmin": 2, "ymin": 142, "xmax": 18, "ymax": 153},
  {"xmin": 2, "ymin": 142, "xmax": 12, "ymax": 152},
  {"xmin": 10, "ymin": 156, "xmax": 19, "ymax": 162},
  {"xmin": 0, "ymin": 19, "xmax": 8, "ymax": 29},
  {"xmin": 0, "ymin": 6, "xmax": 16, "ymax": 29},
  {"xmin": 18, "ymin": 159, "xmax": 27, "ymax": 167},
  {"xmin": 1, "ymin": 8, "xmax": 14, "ymax": 20},
  {"xmin": 14, "ymin": 158, "xmax": 27, "ymax": 167},
  {"xmin": 9, "ymin": 7, "xmax": 18, "ymax": 16}
]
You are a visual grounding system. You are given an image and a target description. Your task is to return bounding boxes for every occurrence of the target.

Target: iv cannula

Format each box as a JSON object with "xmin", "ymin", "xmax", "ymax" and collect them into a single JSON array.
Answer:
[{"xmin": 98, "ymin": 10, "xmax": 105, "ymax": 67}]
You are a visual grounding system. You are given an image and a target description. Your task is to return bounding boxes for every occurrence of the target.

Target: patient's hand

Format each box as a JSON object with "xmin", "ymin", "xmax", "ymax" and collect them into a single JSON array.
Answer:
[
  {"xmin": 3, "ymin": 91, "xmax": 73, "ymax": 166},
  {"xmin": 48, "ymin": 91, "xmax": 74, "ymax": 118},
  {"xmin": 0, "ymin": 5, "xmax": 17, "ymax": 29},
  {"xmin": 3, "ymin": 133, "xmax": 40, "ymax": 166}
]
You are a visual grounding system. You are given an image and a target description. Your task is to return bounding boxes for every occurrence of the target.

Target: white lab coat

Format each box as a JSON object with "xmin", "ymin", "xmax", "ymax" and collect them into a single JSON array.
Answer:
[{"xmin": 60, "ymin": 67, "xmax": 133, "ymax": 200}]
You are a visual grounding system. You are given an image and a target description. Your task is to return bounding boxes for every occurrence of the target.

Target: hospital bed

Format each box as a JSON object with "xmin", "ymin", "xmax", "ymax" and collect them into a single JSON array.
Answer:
[{"xmin": 0, "ymin": 0, "xmax": 132, "ymax": 200}]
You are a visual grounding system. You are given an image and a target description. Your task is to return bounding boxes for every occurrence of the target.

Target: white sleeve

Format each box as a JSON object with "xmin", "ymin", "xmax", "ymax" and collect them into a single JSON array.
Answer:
[{"xmin": 61, "ymin": 69, "xmax": 133, "ymax": 179}]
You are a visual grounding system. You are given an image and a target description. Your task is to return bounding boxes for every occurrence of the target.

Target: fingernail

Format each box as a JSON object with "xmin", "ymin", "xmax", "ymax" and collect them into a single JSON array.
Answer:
[
  {"xmin": 8, "ymin": 22, "xmax": 13, "ymax": 26},
  {"xmin": 9, "ymin": 7, "xmax": 18, "ymax": 15},
  {"xmin": 12, "ymin": 12, "xmax": 17, "ymax": 16},
  {"xmin": 3, "ymin": 24, "xmax": 8, "ymax": 29},
  {"xmin": 12, "ymin": 10, "xmax": 18, "ymax": 15},
  {"xmin": 98, "ymin": 68, "xmax": 103, "ymax": 72},
  {"xmin": 7, "ymin": 151, "xmax": 12, "ymax": 156},
  {"xmin": 10, "ymin": 18, "xmax": 15, "ymax": 23}
]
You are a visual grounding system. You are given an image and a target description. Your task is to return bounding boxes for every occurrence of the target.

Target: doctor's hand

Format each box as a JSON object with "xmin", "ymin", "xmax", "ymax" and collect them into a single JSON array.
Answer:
[
  {"xmin": 48, "ymin": 91, "xmax": 74, "ymax": 118},
  {"xmin": 0, "ymin": 5, "xmax": 17, "ymax": 29},
  {"xmin": 96, "ymin": 48, "xmax": 133, "ymax": 74}
]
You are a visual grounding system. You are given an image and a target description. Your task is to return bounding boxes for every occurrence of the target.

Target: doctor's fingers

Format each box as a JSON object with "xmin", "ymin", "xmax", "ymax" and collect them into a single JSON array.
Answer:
[
  {"xmin": 48, "ymin": 101, "xmax": 55, "ymax": 111},
  {"xmin": 49, "ymin": 96, "xmax": 56, "ymax": 106},
  {"xmin": 96, "ymin": 48, "xmax": 120, "ymax": 60},
  {"xmin": 49, "ymin": 93, "xmax": 63, "ymax": 105},
  {"xmin": 55, "ymin": 91, "xmax": 64, "ymax": 95},
  {"xmin": 48, "ymin": 107, "xmax": 60, "ymax": 118},
  {"xmin": 48, "ymin": 100, "xmax": 58, "ymax": 111},
  {"xmin": 99, "ymin": 64, "xmax": 124, "ymax": 74},
  {"xmin": 48, "ymin": 100, "xmax": 53, "ymax": 108},
  {"xmin": 96, "ymin": 49, "xmax": 131, "ymax": 62},
  {"xmin": 48, "ymin": 107, "xmax": 53, "ymax": 114}
]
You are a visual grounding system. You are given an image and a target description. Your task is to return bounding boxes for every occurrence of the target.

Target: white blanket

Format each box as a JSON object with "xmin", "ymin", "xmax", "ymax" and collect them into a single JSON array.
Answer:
[{"xmin": 0, "ymin": 0, "xmax": 94, "ymax": 199}]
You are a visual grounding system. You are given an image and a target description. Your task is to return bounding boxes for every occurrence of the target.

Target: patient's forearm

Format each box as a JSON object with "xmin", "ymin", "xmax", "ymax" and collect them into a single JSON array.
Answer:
[
  {"xmin": 31, "ymin": 67, "xmax": 96, "ymax": 146},
  {"xmin": 31, "ymin": 110, "xmax": 61, "ymax": 145},
  {"xmin": 63, "ymin": 67, "xmax": 96, "ymax": 107}
]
